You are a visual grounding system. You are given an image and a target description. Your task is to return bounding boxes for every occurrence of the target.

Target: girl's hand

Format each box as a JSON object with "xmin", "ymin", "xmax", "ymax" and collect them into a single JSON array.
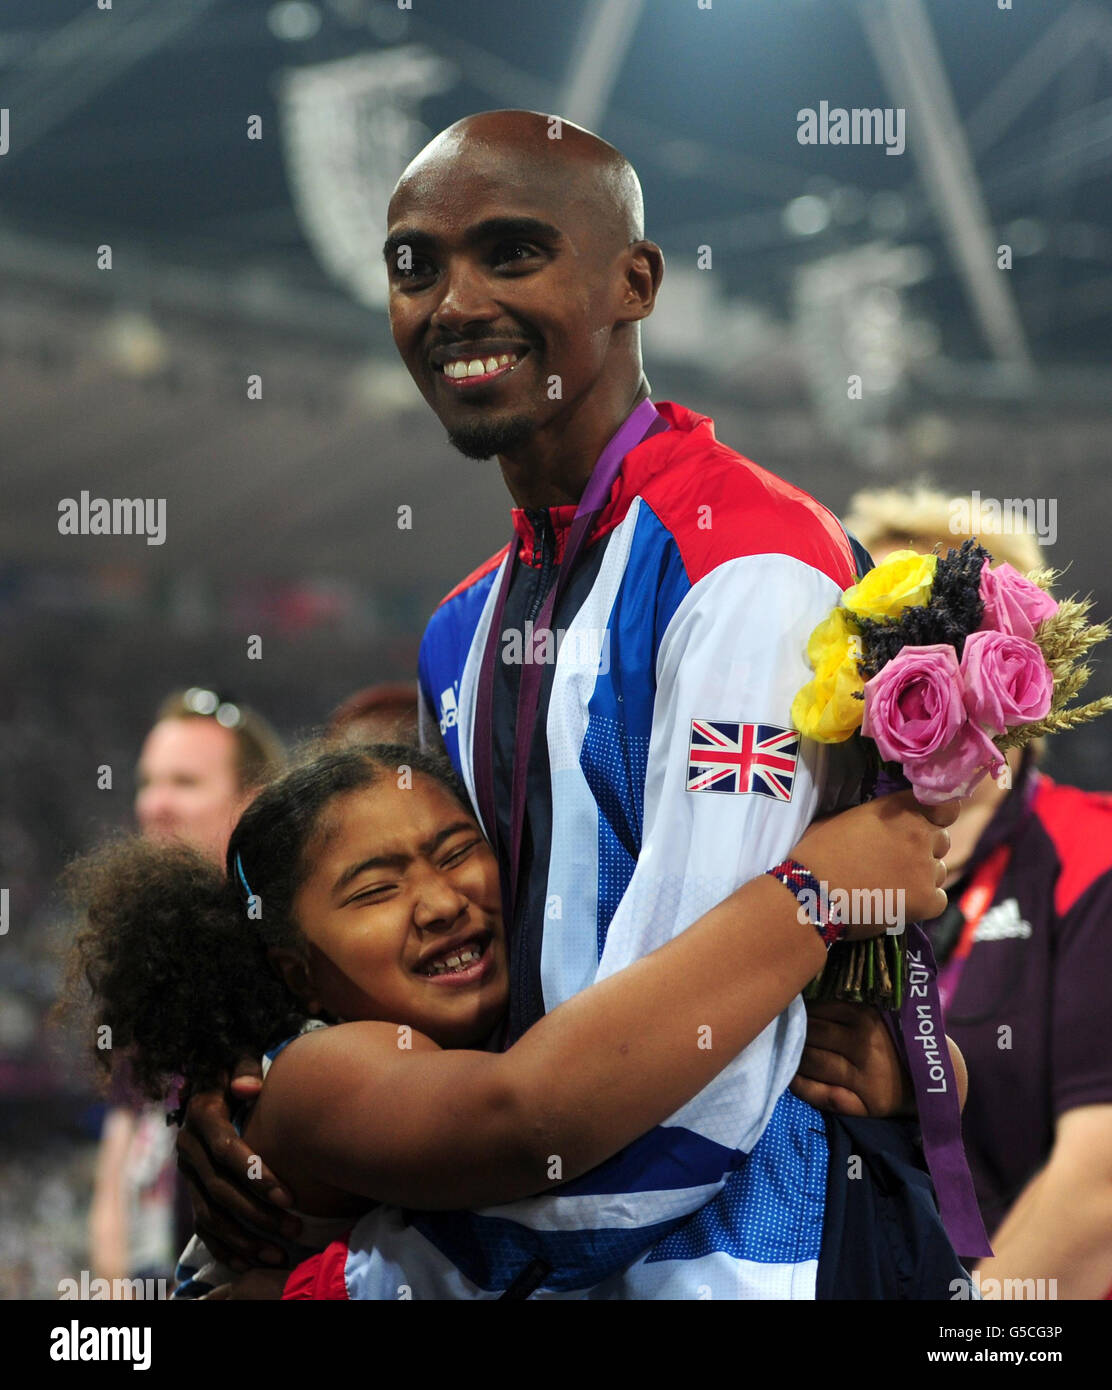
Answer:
[{"xmin": 790, "ymin": 790, "xmax": 959, "ymax": 939}]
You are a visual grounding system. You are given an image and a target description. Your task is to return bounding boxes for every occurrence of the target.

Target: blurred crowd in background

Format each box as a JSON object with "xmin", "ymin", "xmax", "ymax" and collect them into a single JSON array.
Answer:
[{"xmin": 4, "ymin": 0, "xmax": 1112, "ymax": 1298}]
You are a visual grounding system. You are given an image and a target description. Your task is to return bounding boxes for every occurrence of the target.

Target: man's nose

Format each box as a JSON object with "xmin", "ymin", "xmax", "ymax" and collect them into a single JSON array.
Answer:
[
  {"xmin": 136, "ymin": 785, "xmax": 174, "ymax": 825},
  {"xmin": 431, "ymin": 259, "xmax": 499, "ymax": 331}
]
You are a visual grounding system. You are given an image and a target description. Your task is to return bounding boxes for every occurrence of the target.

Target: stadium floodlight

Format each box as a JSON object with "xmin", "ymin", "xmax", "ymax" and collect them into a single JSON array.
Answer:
[{"xmin": 276, "ymin": 46, "xmax": 456, "ymax": 309}]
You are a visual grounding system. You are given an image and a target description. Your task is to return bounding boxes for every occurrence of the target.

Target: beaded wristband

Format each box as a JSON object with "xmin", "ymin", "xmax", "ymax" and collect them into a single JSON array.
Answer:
[{"xmin": 766, "ymin": 858, "xmax": 846, "ymax": 950}]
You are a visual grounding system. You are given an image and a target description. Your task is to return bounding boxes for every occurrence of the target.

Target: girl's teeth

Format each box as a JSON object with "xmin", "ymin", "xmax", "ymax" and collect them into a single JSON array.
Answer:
[{"xmin": 424, "ymin": 944, "xmax": 483, "ymax": 976}]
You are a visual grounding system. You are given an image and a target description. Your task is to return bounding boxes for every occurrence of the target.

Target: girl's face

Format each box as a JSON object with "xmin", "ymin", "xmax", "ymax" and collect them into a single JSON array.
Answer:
[{"xmin": 287, "ymin": 775, "xmax": 508, "ymax": 1049}]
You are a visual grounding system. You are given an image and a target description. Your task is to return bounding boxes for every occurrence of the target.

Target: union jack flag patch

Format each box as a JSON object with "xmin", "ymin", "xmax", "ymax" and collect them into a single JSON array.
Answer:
[{"xmin": 686, "ymin": 720, "xmax": 800, "ymax": 800}]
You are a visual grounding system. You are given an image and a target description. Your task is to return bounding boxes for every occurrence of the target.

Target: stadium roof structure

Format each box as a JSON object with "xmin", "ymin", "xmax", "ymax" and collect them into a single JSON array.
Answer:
[{"xmin": 1, "ymin": 0, "xmax": 1110, "ymax": 596}]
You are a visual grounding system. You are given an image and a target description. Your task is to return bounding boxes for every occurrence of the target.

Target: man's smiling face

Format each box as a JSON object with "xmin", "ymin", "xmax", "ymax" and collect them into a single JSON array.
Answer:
[{"xmin": 384, "ymin": 140, "xmax": 626, "ymax": 460}]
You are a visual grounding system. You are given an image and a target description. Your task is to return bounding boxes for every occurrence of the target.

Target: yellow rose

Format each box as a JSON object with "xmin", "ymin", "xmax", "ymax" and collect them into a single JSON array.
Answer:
[
  {"xmin": 793, "ymin": 606, "xmax": 866, "ymax": 742},
  {"xmin": 842, "ymin": 549, "xmax": 937, "ymax": 622},
  {"xmin": 805, "ymin": 606, "xmax": 860, "ymax": 672},
  {"xmin": 792, "ymin": 663, "xmax": 865, "ymax": 743}
]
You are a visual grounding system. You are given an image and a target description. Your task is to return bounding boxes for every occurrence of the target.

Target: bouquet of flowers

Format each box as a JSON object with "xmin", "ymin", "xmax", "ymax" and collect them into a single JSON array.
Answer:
[{"xmin": 792, "ymin": 539, "xmax": 1112, "ymax": 1007}]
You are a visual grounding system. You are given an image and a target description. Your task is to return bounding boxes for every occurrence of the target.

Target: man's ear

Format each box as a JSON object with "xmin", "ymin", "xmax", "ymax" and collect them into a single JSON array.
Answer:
[
  {"xmin": 267, "ymin": 946, "xmax": 321, "ymax": 1015},
  {"xmin": 619, "ymin": 240, "xmax": 665, "ymax": 322},
  {"xmin": 232, "ymin": 781, "xmax": 263, "ymax": 824}
]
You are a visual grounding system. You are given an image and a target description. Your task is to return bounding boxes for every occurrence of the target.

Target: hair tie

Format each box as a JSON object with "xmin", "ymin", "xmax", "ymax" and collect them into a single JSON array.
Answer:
[{"xmin": 234, "ymin": 851, "xmax": 254, "ymax": 901}]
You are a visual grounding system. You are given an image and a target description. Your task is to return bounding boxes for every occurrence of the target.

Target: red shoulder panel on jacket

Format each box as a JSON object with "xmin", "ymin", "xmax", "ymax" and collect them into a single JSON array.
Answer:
[{"xmin": 628, "ymin": 402, "xmax": 857, "ymax": 590}]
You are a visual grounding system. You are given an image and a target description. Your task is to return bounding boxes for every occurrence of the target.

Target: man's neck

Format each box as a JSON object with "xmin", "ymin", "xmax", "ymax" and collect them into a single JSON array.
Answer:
[{"xmin": 497, "ymin": 379, "xmax": 651, "ymax": 510}]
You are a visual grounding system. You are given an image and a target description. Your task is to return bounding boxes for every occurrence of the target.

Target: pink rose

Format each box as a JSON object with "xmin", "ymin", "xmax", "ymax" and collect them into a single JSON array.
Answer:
[
  {"xmin": 898, "ymin": 721, "xmax": 1004, "ymax": 803},
  {"xmin": 961, "ymin": 629, "xmax": 1052, "ymax": 735},
  {"xmin": 862, "ymin": 644, "xmax": 964, "ymax": 763},
  {"xmin": 862, "ymin": 644, "xmax": 1003, "ymax": 803},
  {"xmin": 979, "ymin": 560, "xmax": 1058, "ymax": 640}
]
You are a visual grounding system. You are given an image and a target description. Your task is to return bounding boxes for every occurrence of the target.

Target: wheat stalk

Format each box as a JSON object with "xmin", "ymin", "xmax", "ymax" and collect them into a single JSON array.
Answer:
[{"xmin": 993, "ymin": 577, "xmax": 1112, "ymax": 750}]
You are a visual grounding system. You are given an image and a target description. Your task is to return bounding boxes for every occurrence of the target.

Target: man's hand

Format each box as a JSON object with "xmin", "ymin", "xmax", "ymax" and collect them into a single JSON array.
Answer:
[
  {"xmin": 790, "ymin": 1000, "xmax": 913, "ymax": 1117},
  {"xmin": 175, "ymin": 1056, "xmax": 301, "ymax": 1271},
  {"xmin": 791, "ymin": 1000, "xmax": 968, "ymax": 1116}
]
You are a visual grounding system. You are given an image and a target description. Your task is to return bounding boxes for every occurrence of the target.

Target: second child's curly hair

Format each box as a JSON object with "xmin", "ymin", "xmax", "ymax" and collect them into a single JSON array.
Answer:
[{"xmin": 62, "ymin": 742, "xmax": 471, "ymax": 1101}]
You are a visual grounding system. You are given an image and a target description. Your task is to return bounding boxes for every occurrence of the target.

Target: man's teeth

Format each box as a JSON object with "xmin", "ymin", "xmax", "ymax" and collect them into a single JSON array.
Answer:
[
  {"xmin": 443, "ymin": 353, "xmax": 518, "ymax": 380},
  {"xmin": 423, "ymin": 943, "xmax": 485, "ymax": 976}
]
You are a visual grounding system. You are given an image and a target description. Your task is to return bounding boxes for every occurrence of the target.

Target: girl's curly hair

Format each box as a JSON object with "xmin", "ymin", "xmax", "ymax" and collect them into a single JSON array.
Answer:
[{"xmin": 60, "ymin": 741, "xmax": 471, "ymax": 1101}]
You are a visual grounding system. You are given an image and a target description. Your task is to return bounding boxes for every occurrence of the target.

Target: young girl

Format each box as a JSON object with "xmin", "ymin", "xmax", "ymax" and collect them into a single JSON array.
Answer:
[{"xmin": 65, "ymin": 742, "xmax": 953, "ymax": 1297}]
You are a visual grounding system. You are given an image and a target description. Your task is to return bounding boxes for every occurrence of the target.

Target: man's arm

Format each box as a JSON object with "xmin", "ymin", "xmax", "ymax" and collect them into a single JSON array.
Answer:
[
  {"xmin": 590, "ymin": 548, "xmax": 867, "ymax": 1155},
  {"xmin": 974, "ymin": 1104, "xmax": 1112, "ymax": 1298}
]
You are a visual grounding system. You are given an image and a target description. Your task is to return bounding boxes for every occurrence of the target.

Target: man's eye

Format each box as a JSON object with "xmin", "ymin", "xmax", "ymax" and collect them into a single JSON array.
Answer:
[
  {"xmin": 492, "ymin": 242, "xmax": 539, "ymax": 268},
  {"xmin": 392, "ymin": 255, "xmax": 434, "ymax": 281}
]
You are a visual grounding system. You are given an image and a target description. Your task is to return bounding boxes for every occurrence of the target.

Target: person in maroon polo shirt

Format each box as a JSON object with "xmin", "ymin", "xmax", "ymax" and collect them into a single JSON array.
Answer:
[{"xmin": 845, "ymin": 487, "xmax": 1112, "ymax": 1299}]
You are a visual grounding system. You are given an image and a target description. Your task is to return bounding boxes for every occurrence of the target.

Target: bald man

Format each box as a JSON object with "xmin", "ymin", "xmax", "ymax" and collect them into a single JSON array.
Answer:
[
  {"xmin": 384, "ymin": 111, "xmax": 653, "ymax": 484},
  {"xmin": 184, "ymin": 111, "xmax": 967, "ymax": 1300}
]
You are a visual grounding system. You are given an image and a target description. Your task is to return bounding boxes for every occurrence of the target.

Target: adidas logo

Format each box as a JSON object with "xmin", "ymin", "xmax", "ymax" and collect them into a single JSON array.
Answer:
[
  {"xmin": 973, "ymin": 898, "xmax": 1032, "ymax": 943},
  {"xmin": 439, "ymin": 686, "xmax": 458, "ymax": 735}
]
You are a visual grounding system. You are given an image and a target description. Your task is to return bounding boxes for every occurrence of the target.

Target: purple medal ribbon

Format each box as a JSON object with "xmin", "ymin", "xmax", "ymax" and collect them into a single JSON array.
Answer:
[
  {"xmin": 875, "ymin": 766, "xmax": 993, "ymax": 1260},
  {"xmin": 472, "ymin": 397, "xmax": 669, "ymax": 922}
]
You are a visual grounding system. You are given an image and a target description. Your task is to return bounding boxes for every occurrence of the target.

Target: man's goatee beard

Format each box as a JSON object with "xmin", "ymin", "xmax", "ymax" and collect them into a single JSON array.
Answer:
[{"xmin": 447, "ymin": 414, "xmax": 536, "ymax": 461}]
